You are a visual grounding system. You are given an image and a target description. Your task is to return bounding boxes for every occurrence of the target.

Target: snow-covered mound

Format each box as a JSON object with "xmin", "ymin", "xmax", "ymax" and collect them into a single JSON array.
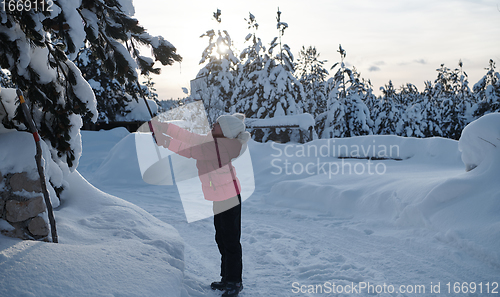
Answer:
[
  {"xmin": 0, "ymin": 130, "xmax": 185, "ymax": 297},
  {"xmin": 255, "ymin": 134, "xmax": 500, "ymax": 265},
  {"xmin": 0, "ymin": 170, "xmax": 184, "ymax": 297},
  {"xmin": 77, "ymin": 127, "xmax": 131, "ymax": 177},
  {"xmin": 459, "ymin": 112, "xmax": 500, "ymax": 171},
  {"xmin": 0, "ymin": 131, "xmax": 62, "ymax": 208},
  {"xmin": 3, "ymin": 125, "xmax": 499, "ymax": 296},
  {"xmin": 257, "ymin": 135, "xmax": 462, "ymax": 219},
  {"xmin": 89, "ymin": 132, "xmax": 146, "ymax": 186}
]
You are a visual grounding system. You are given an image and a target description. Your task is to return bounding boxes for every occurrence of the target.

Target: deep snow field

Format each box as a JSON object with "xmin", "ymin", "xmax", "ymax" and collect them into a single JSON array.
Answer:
[{"xmin": 1, "ymin": 114, "xmax": 500, "ymax": 296}]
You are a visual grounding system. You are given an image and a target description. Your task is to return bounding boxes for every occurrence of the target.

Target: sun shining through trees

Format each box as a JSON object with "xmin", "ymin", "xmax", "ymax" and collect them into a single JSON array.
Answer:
[
  {"xmin": 188, "ymin": 7, "xmax": 500, "ymax": 143},
  {"xmin": 216, "ymin": 42, "xmax": 230, "ymax": 56}
]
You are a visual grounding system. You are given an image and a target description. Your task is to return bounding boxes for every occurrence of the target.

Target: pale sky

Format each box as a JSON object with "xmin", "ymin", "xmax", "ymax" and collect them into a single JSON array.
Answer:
[{"xmin": 133, "ymin": 0, "xmax": 500, "ymax": 100}]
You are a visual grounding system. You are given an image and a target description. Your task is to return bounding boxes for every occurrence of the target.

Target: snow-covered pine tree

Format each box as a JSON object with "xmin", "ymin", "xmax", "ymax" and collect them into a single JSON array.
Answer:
[
  {"xmin": 77, "ymin": 1, "xmax": 180, "ymax": 124},
  {"xmin": 295, "ymin": 46, "xmax": 328, "ymax": 118},
  {"xmin": 316, "ymin": 45, "xmax": 349, "ymax": 138},
  {"xmin": 436, "ymin": 61, "xmax": 472, "ymax": 139},
  {"xmin": 397, "ymin": 83, "xmax": 420, "ymax": 107},
  {"xmin": 0, "ymin": 3, "xmax": 97, "ymax": 169},
  {"xmin": 158, "ymin": 98, "xmax": 183, "ymax": 113},
  {"xmin": 373, "ymin": 80, "xmax": 400, "ymax": 135},
  {"xmin": 76, "ymin": 47, "xmax": 159, "ymax": 123},
  {"xmin": 346, "ymin": 67, "xmax": 374, "ymax": 136},
  {"xmin": 75, "ymin": 47, "xmax": 135, "ymax": 123},
  {"xmin": 363, "ymin": 79, "xmax": 378, "ymax": 117},
  {"xmin": 142, "ymin": 74, "xmax": 160, "ymax": 109},
  {"xmin": 248, "ymin": 8, "xmax": 304, "ymax": 142},
  {"xmin": 453, "ymin": 60, "xmax": 474, "ymax": 130},
  {"xmin": 316, "ymin": 79, "xmax": 345, "ymax": 138},
  {"xmin": 472, "ymin": 59, "xmax": 500, "ymax": 118},
  {"xmin": 196, "ymin": 9, "xmax": 239, "ymax": 125},
  {"xmin": 316, "ymin": 45, "xmax": 372, "ymax": 138},
  {"xmin": 432, "ymin": 64, "xmax": 457, "ymax": 139},
  {"xmin": 420, "ymin": 80, "xmax": 443, "ymax": 137},
  {"xmin": 397, "ymin": 83, "xmax": 425, "ymax": 137},
  {"xmin": 0, "ymin": 0, "xmax": 180, "ymax": 170},
  {"xmin": 231, "ymin": 12, "xmax": 266, "ymax": 115},
  {"xmin": 80, "ymin": 0, "xmax": 181, "ymax": 82}
]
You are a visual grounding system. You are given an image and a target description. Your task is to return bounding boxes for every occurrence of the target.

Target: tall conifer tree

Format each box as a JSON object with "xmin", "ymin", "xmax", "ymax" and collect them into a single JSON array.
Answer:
[
  {"xmin": 0, "ymin": 0, "xmax": 180, "ymax": 169},
  {"xmin": 296, "ymin": 46, "xmax": 328, "ymax": 118},
  {"xmin": 316, "ymin": 45, "xmax": 372, "ymax": 138},
  {"xmin": 196, "ymin": 9, "xmax": 239, "ymax": 125},
  {"xmin": 232, "ymin": 12, "xmax": 265, "ymax": 116},
  {"xmin": 472, "ymin": 59, "xmax": 500, "ymax": 118},
  {"xmin": 251, "ymin": 8, "xmax": 304, "ymax": 142},
  {"xmin": 374, "ymin": 81, "xmax": 400, "ymax": 135}
]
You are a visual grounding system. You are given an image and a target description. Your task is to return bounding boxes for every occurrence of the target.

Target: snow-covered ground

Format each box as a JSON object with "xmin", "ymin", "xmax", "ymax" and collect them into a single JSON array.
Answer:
[{"xmin": 2, "ymin": 114, "xmax": 500, "ymax": 296}]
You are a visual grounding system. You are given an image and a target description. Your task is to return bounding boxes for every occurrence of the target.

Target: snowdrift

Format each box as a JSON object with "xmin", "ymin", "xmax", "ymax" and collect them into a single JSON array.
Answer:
[
  {"xmin": 1, "ymin": 130, "xmax": 185, "ymax": 297},
  {"xmin": 255, "ymin": 135, "xmax": 463, "ymax": 216},
  {"xmin": 0, "ymin": 170, "xmax": 185, "ymax": 297},
  {"xmin": 2, "ymin": 113, "xmax": 499, "ymax": 296},
  {"xmin": 256, "ymin": 126, "xmax": 500, "ymax": 266},
  {"xmin": 89, "ymin": 132, "xmax": 146, "ymax": 186},
  {"xmin": 459, "ymin": 112, "xmax": 500, "ymax": 171}
]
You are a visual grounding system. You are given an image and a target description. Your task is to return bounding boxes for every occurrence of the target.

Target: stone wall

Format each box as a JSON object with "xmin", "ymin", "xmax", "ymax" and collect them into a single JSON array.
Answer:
[{"xmin": 0, "ymin": 171, "xmax": 49, "ymax": 240}]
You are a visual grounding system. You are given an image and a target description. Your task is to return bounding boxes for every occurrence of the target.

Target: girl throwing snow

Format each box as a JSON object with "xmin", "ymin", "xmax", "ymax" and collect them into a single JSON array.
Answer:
[{"xmin": 151, "ymin": 113, "xmax": 250, "ymax": 297}]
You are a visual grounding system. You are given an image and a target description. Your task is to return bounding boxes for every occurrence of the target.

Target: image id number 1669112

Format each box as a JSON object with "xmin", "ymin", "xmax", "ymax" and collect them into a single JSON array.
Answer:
[
  {"xmin": 1, "ymin": 0, "xmax": 53, "ymax": 12},
  {"xmin": 446, "ymin": 282, "xmax": 498, "ymax": 294}
]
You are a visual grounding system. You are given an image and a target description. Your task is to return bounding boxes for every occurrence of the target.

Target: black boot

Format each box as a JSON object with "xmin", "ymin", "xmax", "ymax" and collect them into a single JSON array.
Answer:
[
  {"xmin": 222, "ymin": 282, "xmax": 243, "ymax": 297},
  {"xmin": 210, "ymin": 280, "xmax": 226, "ymax": 291}
]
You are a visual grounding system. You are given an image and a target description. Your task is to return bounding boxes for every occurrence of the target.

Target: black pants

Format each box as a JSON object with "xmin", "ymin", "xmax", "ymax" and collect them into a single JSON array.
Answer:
[{"xmin": 213, "ymin": 195, "xmax": 242, "ymax": 283}]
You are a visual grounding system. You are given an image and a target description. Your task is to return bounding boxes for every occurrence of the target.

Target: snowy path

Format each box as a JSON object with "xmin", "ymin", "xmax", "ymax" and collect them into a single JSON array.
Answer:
[
  {"xmin": 78, "ymin": 130, "xmax": 499, "ymax": 296},
  {"xmin": 89, "ymin": 182, "xmax": 498, "ymax": 297}
]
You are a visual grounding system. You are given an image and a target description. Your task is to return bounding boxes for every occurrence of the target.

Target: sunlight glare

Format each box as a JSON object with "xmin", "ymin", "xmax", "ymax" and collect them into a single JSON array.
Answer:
[{"xmin": 216, "ymin": 42, "xmax": 229, "ymax": 56}]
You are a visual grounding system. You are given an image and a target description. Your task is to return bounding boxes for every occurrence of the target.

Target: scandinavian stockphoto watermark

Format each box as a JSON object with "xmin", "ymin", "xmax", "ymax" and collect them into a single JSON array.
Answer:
[
  {"xmin": 271, "ymin": 139, "xmax": 401, "ymax": 178},
  {"xmin": 292, "ymin": 281, "xmax": 427, "ymax": 295},
  {"xmin": 292, "ymin": 281, "xmax": 499, "ymax": 295}
]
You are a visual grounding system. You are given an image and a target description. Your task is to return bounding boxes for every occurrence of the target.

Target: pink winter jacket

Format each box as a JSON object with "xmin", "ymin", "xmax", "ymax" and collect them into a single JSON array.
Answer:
[{"xmin": 158, "ymin": 123, "xmax": 243, "ymax": 201}]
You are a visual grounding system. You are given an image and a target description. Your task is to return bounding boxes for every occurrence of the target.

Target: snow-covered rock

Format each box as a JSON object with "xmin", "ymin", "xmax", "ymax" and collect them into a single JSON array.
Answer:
[{"xmin": 0, "ymin": 131, "xmax": 62, "ymax": 208}]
